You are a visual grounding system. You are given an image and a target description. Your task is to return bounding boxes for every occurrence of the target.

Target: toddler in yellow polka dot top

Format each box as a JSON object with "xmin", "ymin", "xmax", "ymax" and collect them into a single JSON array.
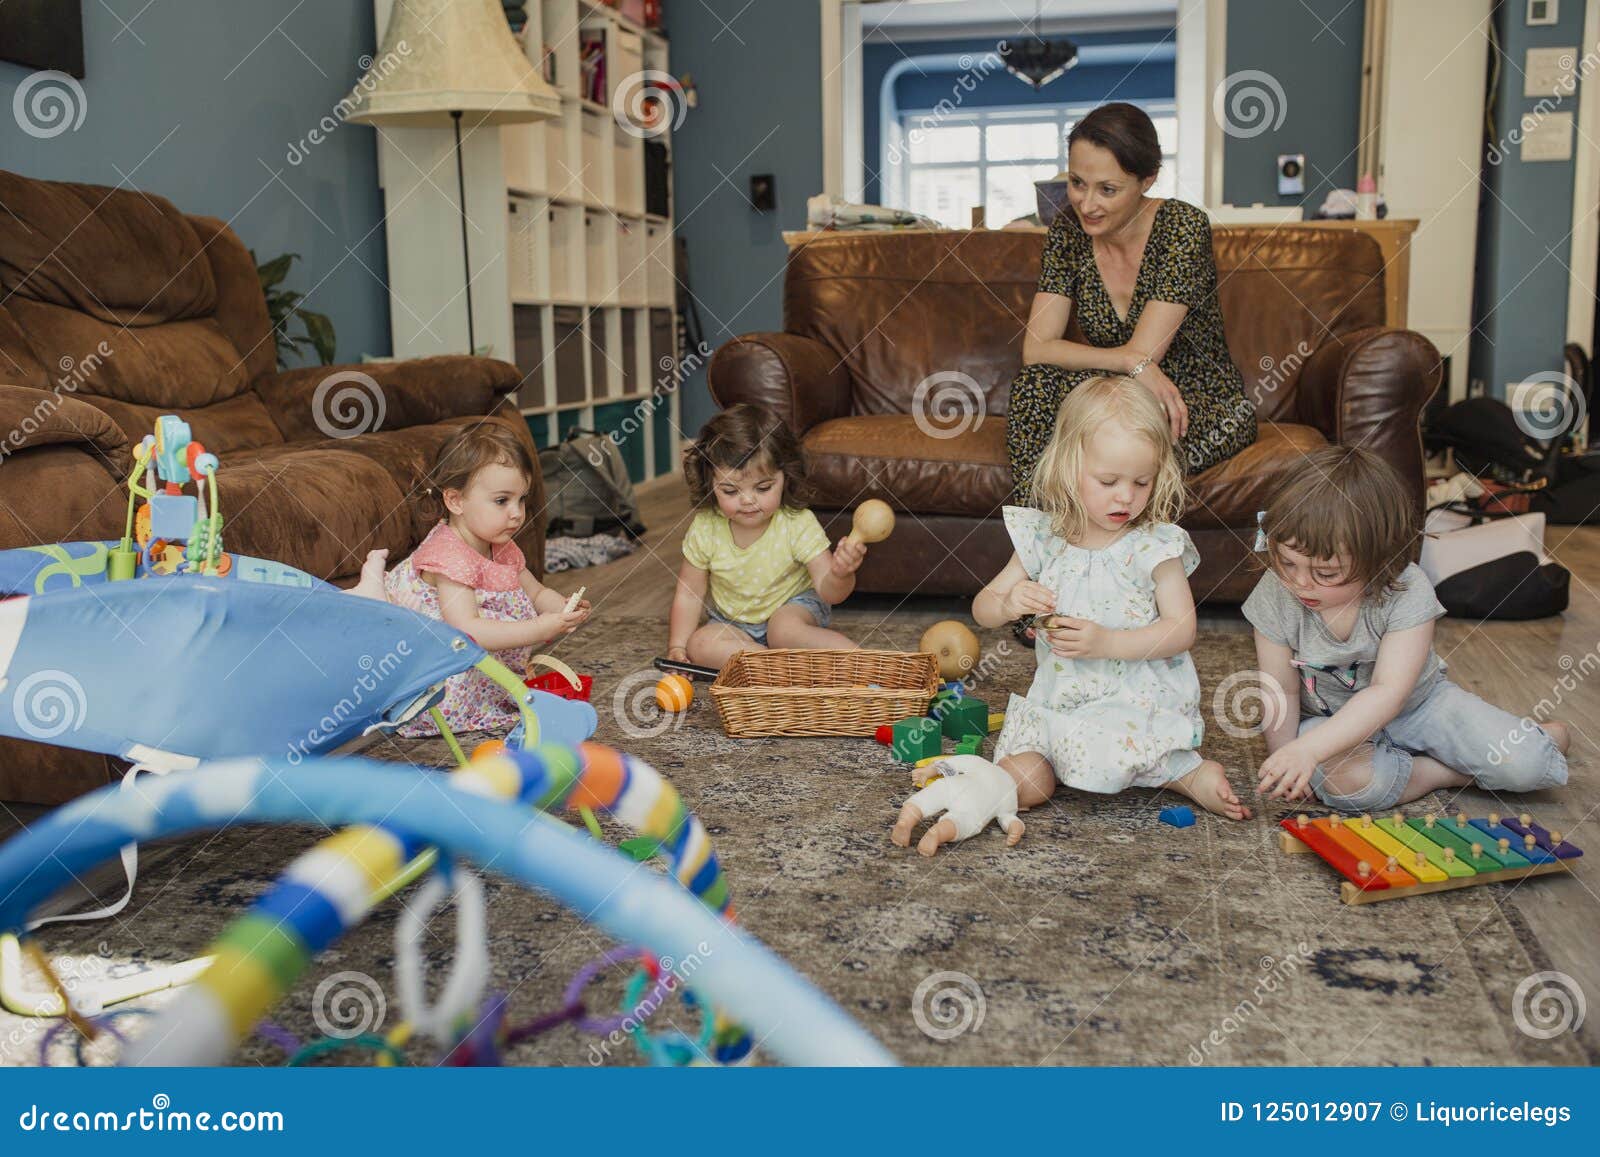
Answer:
[{"xmin": 667, "ymin": 403, "xmax": 872, "ymax": 669}]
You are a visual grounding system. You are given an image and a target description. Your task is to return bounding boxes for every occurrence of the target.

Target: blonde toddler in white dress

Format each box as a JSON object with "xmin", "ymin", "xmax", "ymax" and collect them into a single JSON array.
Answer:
[{"xmin": 972, "ymin": 375, "xmax": 1252, "ymax": 822}]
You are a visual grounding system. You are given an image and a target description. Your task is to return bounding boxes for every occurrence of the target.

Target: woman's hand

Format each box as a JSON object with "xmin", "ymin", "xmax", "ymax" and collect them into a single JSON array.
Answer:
[
  {"xmin": 1135, "ymin": 362, "xmax": 1188, "ymax": 441},
  {"xmin": 1001, "ymin": 580, "xmax": 1056, "ymax": 621}
]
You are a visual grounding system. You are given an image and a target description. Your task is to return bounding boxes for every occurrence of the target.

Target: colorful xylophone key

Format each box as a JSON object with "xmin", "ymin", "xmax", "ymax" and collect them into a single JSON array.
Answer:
[{"xmin": 1502, "ymin": 812, "xmax": 1582, "ymax": 861}]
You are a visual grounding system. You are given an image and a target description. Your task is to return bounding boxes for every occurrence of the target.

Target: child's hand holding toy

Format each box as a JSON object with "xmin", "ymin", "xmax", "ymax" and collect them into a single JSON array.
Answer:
[
  {"xmin": 1000, "ymin": 580, "xmax": 1055, "ymax": 622},
  {"xmin": 1040, "ymin": 615, "xmax": 1109, "ymax": 660}
]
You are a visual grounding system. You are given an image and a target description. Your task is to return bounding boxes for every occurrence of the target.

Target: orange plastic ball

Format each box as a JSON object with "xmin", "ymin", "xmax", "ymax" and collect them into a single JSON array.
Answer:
[
  {"xmin": 655, "ymin": 674, "xmax": 694, "ymax": 713},
  {"xmin": 471, "ymin": 739, "xmax": 508, "ymax": 761}
]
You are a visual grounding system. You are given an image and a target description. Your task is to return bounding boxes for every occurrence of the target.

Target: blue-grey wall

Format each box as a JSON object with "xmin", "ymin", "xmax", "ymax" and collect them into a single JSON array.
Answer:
[
  {"xmin": 1221, "ymin": 0, "xmax": 1365, "ymax": 209},
  {"xmin": 0, "ymin": 1, "xmax": 390, "ymax": 366},
  {"xmin": 862, "ymin": 29, "xmax": 1177, "ymax": 205},
  {"xmin": 662, "ymin": 0, "xmax": 822, "ymax": 437},
  {"xmin": 1469, "ymin": 0, "xmax": 1586, "ymax": 397}
]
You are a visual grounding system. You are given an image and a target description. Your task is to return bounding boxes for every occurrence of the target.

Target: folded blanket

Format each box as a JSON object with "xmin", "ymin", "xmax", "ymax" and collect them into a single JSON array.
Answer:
[{"xmin": 544, "ymin": 532, "xmax": 639, "ymax": 574}]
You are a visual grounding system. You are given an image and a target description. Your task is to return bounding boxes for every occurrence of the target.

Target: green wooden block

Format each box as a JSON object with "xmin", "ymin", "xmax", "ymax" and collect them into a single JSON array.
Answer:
[
  {"xmin": 892, "ymin": 716, "xmax": 942, "ymax": 763},
  {"xmin": 954, "ymin": 734, "xmax": 984, "ymax": 756},
  {"xmin": 937, "ymin": 697, "xmax": 988, "ymax": 740}
]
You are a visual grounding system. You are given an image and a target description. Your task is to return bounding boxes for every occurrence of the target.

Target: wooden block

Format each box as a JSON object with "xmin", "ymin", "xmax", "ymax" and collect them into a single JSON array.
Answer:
[
  {"xmin": 1313, "ymin": 818, "xmax": 1418, "ymax": 887},
  {"xmin": 1377, "ymin": 817, "xmax": 1477, "ymax": 878},
  {"xmin": 1342, "ymin": 818, "xmax": 1447, "ymax": 883},
  {"xmin": 1470, "ymin": 818, "xmax": 1557, "ymax": 865},
  {"xmin": 1501, "ymin": 815, "xmax": 1584, "ymax": 861},
  {"xmin": 1279, "ymin": 817, "xmax": 1389, "ymax": 892},
  {"xmin": 1435, "ymin": 816, "xmax": 1529, "ymax": 869}
]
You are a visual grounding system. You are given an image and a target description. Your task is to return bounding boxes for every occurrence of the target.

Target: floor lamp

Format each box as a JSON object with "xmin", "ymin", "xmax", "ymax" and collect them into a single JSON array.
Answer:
[{"xmin": 345, "ymin": 0, "xmax": 561, "ymax": 354}]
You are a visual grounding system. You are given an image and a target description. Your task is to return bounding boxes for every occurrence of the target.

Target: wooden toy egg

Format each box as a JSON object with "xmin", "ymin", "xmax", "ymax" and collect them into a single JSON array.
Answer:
[
  {"xmin": 846, "ymin": 499, "xmax": 895, "ymax": 546},
  {"xmin": 655, "ymin": 673, "xmax": 694, "ymax": 713},
  {"xmin": 920, "ymin": 620, "xmax": 981, "ymax": 681}
]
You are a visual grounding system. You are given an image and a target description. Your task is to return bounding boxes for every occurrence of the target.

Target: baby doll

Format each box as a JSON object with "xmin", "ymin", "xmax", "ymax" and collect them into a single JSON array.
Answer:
[{"xmin": 890, "ymin": 755, "xmax": 1025, "ymax": 858}]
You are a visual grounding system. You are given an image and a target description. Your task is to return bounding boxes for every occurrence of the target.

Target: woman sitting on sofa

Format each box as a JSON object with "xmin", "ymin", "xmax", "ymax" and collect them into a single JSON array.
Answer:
[{"xmin": 1007, "ymin": 102, "xmax": 1256, "ymax": 497}]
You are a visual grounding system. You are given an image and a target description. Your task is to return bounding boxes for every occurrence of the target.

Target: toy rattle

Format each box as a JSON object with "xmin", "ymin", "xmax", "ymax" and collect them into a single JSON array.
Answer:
[
  {"xmin": 919, "ymin": 620, "xmax": 981, "ymax": 681},
  {"xmin": 845, "ymin": 499, "xmax": 895, "ymax": 547}
]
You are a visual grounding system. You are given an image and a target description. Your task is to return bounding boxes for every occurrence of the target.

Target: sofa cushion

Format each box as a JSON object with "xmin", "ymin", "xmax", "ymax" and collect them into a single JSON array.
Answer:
[
  {"xmin": 215, "ymin": 446, "xmax": 413, "ymax": 581},
  {"xmin": 0, "ymin": 169, "xmax": 216, "ymax": 325},
  {"xmin": 1184, "ymin": 422, "xmax": 1327, "ymax": 528},
  {"xmin": 86, "ymin": 388, "xmax": 284, "ymax": 453},
  {"xmin": 805, "ymin": 413, "xmax": 1012, "ymax": 518}
]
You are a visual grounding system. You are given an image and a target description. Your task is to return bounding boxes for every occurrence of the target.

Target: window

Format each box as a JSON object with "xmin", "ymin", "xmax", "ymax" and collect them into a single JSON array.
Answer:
[{"xmin": 887, "ymin": 103, "xmax": 1177, "ymax": 228}]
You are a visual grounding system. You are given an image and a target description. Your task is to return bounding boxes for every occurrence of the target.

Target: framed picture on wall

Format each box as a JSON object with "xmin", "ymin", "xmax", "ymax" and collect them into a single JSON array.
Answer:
[{"xmin": 0, "ymin": 0, "xmax": 86, "ymax": 78}]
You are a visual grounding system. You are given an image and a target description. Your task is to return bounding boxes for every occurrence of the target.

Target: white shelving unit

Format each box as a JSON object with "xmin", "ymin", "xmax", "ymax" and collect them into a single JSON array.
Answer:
[{"xmin": 373, "ymin": 0, "xmax": 679, "ymax": 485}]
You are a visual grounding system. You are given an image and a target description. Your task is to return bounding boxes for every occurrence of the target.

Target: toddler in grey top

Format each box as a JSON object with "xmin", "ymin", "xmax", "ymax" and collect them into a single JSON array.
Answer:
[{"xmin": 1244, "ymin": 446, "xmax": 1568, "ymax": 813}]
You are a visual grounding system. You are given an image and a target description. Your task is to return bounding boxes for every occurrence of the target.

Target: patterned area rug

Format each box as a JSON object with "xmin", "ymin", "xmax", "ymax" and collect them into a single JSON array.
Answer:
[{"xmin": 3, "ymin": 613, "xmax": 1591, "ymax": 1067}]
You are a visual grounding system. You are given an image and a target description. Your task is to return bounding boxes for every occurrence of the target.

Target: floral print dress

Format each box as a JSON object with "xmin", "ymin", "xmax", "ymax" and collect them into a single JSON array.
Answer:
[
  {"xmin": 992, "ymin": 507, "xmax": 1205, "ymax": 792},
  {"xmin": 385, "ymin": 521, "xmax": 537, "ymax": 737},
  {"xmin": 1007, "ymin": 198, "xmax": 1257, "ymax": 498}
]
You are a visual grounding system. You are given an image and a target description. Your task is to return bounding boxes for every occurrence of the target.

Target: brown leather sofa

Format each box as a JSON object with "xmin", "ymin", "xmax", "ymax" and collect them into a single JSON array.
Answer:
[
  {"xmin": 708, "ymin": 224, "xmax": 1440, "ymax": 603},
  {"xmin": 0, "ymin": 167, "xmax": 544, "ymax": 803}
]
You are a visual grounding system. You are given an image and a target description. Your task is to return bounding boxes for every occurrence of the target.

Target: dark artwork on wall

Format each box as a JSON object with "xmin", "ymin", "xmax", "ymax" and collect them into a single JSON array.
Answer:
[{"xmin": 0, "ymin": 0, "xmax": 86, "ymax": 77}]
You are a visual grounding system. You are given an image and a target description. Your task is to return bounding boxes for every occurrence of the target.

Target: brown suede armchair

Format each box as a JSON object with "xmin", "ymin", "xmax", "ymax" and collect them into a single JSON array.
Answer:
[
  {"xmin": 708, "ymin": 225, "xmax": 1440, "ymax": 603},
  {"xmin": 0, "ymin": 168, "xmax": 544, "ymax": 803}
]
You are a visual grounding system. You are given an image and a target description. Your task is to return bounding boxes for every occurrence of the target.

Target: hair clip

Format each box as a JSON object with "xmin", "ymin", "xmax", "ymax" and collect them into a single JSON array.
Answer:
[{"xmin": 1253, "ymin": 510, "xmax": 1267, "ymax": 552}]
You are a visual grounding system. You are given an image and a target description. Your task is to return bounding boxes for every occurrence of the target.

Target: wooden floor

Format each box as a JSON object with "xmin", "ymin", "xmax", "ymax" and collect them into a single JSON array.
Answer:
[{"xmin": 579, "ymin": 476, "xmax": 1600, "ymax": 1055}]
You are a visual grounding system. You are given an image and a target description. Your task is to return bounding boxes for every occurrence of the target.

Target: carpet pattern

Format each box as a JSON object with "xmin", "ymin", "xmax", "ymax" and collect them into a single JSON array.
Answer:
[{"xmin": 3, "ymin": 613, "xmax": 1590, "ymax": 1067}]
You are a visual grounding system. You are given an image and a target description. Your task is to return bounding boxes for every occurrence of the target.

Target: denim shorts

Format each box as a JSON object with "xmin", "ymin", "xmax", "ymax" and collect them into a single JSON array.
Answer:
[
  {"xmin": 1300, "ymin": 678, "xmax": 1569, "ymax": 813},
  {"xmin": 707, "ymin": 589, "xmax": 830, "ymax": 644}
]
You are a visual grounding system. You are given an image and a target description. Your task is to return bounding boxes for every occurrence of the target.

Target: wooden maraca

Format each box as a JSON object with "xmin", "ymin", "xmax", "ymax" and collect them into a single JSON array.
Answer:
[{"xmin": 846, "ymin": 499, "xmax": 895, "ymax": 547}]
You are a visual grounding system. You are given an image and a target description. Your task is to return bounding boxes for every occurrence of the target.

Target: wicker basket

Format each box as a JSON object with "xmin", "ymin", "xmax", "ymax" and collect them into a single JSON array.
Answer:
[{"xmin": 708, "ymin": 649, "xmax": 939, "ymax": 737}]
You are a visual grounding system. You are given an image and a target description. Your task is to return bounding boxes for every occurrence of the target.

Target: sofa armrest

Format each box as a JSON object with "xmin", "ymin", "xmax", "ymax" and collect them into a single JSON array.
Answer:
[
  {"xmin": 1294, "ymin": 326, "xmax": 1442, "ymax": 506},
  {"xmin": 0, "ymin": 382, "xmax": 130, "ymax": 472},
  {"xmin": 256, "ymin": 355, "xmax": 521, "ymax": 443},
  {"xmin": 708, "ymin": 333, "xmax": 851, "ymax": 434}
]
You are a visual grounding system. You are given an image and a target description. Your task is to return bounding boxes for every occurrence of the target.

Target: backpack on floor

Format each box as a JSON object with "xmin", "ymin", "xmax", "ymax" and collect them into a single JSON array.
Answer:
[
  {"xmin": 1420, "ymin": 506, "xmax": 1569, "ymax": 620},
  {"xmin": 539, "ymin": 428, "xmax": 646, "ymax": 539}
]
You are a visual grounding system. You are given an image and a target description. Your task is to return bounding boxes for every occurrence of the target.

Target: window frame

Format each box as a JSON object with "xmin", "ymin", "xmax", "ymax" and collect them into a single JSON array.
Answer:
[{"xmin": 888, "ymin": 100, "xmax": 1178, "ymax": 227}]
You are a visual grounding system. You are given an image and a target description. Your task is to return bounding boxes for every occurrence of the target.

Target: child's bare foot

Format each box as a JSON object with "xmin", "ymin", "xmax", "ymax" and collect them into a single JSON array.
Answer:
[
  {"xmin": 1543, "ymin": 720, "xmax": 1571, "ymax": 755},
  {"xmin": 348, "ymin": 549, "xmax": 390, "ymax": 601},
  {"xmin": 890, "ymin": 802, "xmax": 924, "ymax": 848},
  {"xmin": 1168, "ymin": 759, "xmax": 1253, "ymax": 821}
]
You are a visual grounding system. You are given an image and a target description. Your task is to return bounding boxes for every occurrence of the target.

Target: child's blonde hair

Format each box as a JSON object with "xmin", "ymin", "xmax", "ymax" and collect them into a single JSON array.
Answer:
[{"xmin": 1029, "ymin": 374, "xmax": 1184, "ymax": 541}]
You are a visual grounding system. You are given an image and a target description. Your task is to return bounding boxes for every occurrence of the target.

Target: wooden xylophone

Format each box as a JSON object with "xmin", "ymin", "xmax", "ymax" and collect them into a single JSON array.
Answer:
[{"xmin": 1279, "ymin": 811, "xmax": 1582, "ymax": 905}]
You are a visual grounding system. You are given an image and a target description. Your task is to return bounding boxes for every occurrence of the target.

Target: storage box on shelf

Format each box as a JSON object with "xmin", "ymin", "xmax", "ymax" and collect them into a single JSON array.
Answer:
[{"xmin": 373, "ymin": 0, "xmax": 679, "ymax": 483}]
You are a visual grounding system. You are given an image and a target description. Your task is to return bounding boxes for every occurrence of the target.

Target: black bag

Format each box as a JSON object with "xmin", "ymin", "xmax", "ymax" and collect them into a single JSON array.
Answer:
[
  {"xmin": 539, "ymin": 428, "xmax": 646, "ymax": 539},
  {"xmin": 1433, "ymin": 552, "xmax": 1569, "ymax": 620},
  {"xmin": 1423, "ymin": 396, "xmax": 1554, "ymax": 484}
]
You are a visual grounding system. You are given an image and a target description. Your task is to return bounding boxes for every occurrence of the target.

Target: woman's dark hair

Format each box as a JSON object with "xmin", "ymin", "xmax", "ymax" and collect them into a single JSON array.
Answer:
[
  {"xmin": 683, "ymin": 403, "xmax": 811, "ymax": 508},
  {"xmin": 1067, "ymin": 102, "xmax": 1162, "ymax": 180}
]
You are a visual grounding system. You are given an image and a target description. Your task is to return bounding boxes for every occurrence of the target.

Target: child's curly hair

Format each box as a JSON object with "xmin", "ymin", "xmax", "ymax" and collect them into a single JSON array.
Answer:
[
  {"xmin": 1259, "ymin": 444, "xmax": 1419, "ymax": 595},
  {"xmin": 1030, "ymin": 374, "xmax": 1185, "ymax": 541},
  {"xmin": 683, "ymin": 403, "xmax": 812, "ymax": 508},
  {"xmin": 419, "ymin": 421, "xmax": 537, "ymax": 520}
]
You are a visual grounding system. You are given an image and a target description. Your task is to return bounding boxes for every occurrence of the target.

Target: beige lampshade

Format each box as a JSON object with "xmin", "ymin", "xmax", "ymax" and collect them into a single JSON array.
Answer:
[{"xmin": 344, "ymin": 0, "xmax": 560, "ymax": 127}]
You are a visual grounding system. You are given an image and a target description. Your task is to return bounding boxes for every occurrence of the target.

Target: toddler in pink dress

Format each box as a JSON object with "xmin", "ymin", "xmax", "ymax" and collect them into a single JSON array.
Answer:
[{"xmin": 353, "ymin": 423, "xmax": 590, "ymax": 736}]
